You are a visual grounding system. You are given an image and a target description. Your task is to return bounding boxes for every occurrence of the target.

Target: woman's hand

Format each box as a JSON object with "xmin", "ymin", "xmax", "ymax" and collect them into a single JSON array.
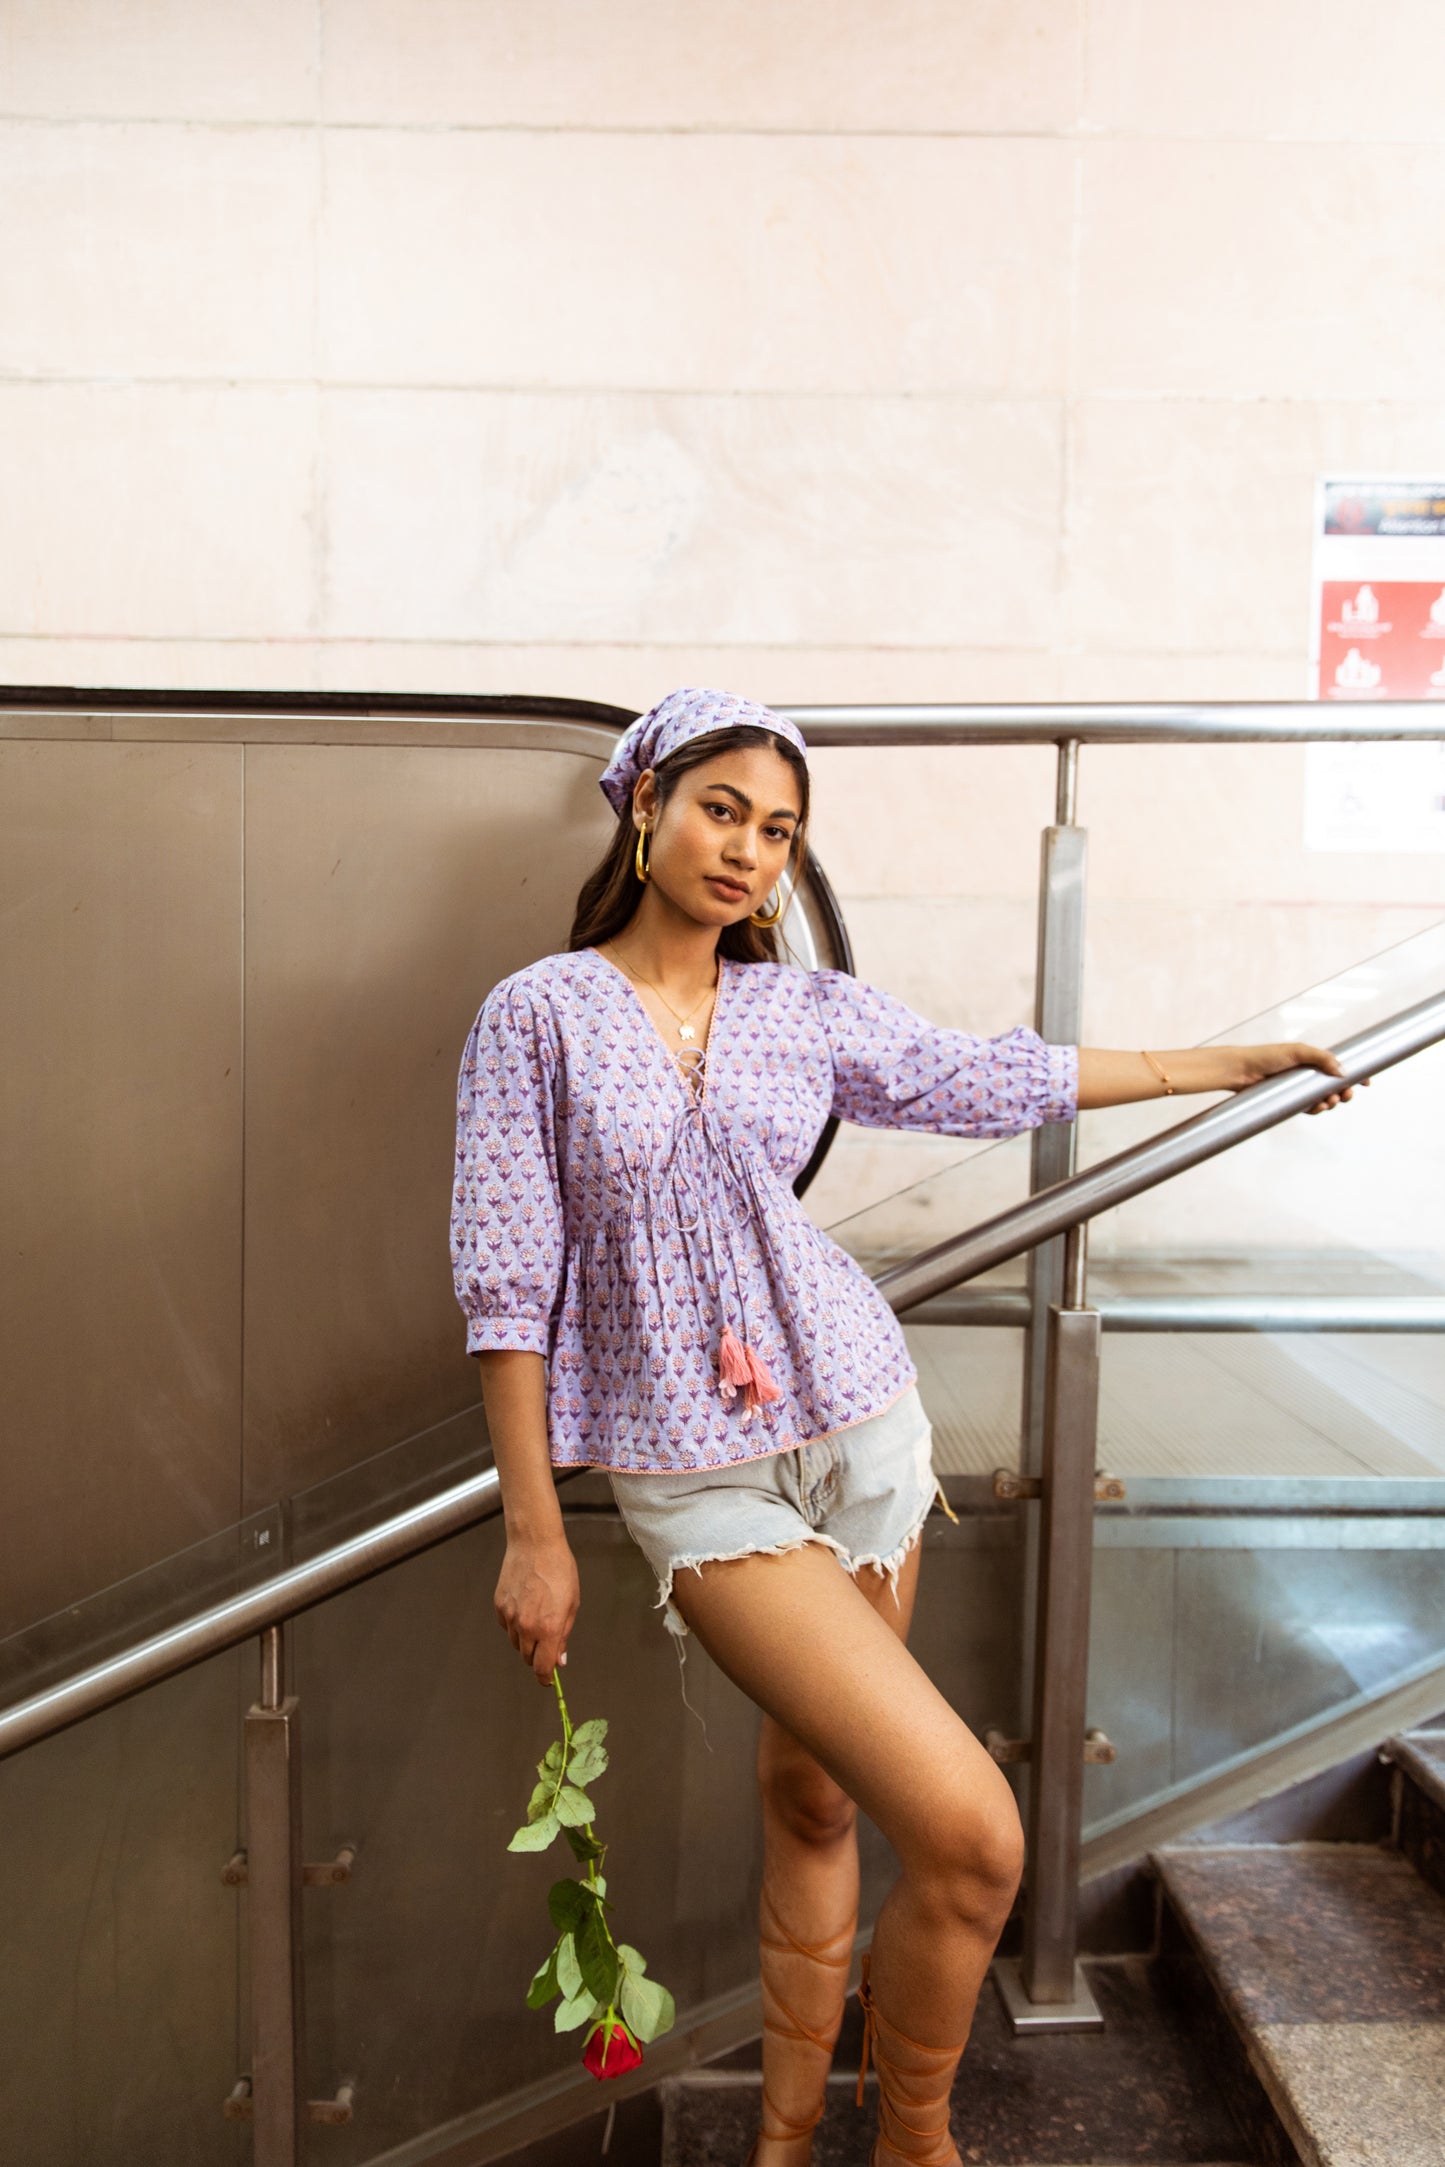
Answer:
[
  {"xmin": 1237, "ymin": 1041, "xmax": 1371, "ymax": 1113},
  {"xmin": 495, "ymin": 1533, "xmax": 579, "ymax": 1685}
]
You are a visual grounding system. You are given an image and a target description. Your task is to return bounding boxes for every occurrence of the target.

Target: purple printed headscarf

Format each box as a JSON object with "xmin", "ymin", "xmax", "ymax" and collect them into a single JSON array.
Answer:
[{"xmin": 598, "ymin": 687, "xmax": 808, "ymax": 816}]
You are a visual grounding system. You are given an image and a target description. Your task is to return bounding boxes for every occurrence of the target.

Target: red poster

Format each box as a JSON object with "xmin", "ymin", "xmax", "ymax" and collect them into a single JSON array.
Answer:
[{"xmin": 1318, "ymin": 579, "xmax": 1445, "ymax": 701}]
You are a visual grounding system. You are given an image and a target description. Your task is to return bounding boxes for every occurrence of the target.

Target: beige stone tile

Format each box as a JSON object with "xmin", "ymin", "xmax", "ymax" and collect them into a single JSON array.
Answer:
[
  {"xmin": 0, "ymin": 124, "xmax": 318, "ymax": 379},
  {"xmin": 1056, "ymin": 653, "xmax": 1309, "ymax": 701},
  {"xmin": 319, "ymin": 131, "xmax": 1071, "ymax": 392},
  {"xmin": 0, "ymin": 0, "xmax": 318, "ymax": 120},
  {"xmin": 315, "ymin": 643, "xmax": 1066, "ymax": 708},
  {"xmin": 810, "ymin": 757, "xmax": 1055, "ymax": 899},
  {"xmin": 1065, "ymin": 397, "xmax": 1445, "ymax": 657},
  {"xmin": 838, "ymin": 897, "xmax": 1045, "ymax": 1021},
  {"xmin": 320, "ymin": 390, "xmax": 1062, "ymax": 647},
  {"xmin": 0, "ymin": 384, "xmax": 317, "ymax": 638},
  {"xmin": 1077, "ymin": 141, "xmax": 1445, "ymax": 399},
  {"xmin": 1085, "ymin": 0, "xmax": 1445, "ymax": 141},
  {"xmin": 321, "ymin": 0, "xmax": 1081, "ymax": 133},
  {"xmin": 1081, "ymin": 737, "xmax": 1445, "ymax": 908},
  {"xmin": 0, "ymin": 639, "xmax": 321, "ymax": 694}
]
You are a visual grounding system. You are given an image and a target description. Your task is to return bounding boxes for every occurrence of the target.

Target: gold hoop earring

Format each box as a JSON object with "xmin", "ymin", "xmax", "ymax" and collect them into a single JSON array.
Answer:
[
  {"xmin": 634, "ymin": 826, "xmax": 651, "ymax": 884},
  {"xmin": 749, "ymin": 885, "xmax": 786, "ymax": 928}
]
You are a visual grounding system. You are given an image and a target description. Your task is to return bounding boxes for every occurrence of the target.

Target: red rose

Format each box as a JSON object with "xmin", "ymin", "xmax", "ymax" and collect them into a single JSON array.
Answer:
[{"xmin": 582, "ymin": 2015, "xmax": 644, "ymax": 2080}]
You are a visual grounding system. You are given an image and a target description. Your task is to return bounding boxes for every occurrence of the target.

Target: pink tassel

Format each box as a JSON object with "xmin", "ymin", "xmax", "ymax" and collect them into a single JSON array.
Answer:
[
  {"xmin": 743, "ymin": 1343, "xmax": 782, "ymax": 1408},
  {"xmin": 717, "ymin": 1323, "xmax": 751, "ymax": 1405}
]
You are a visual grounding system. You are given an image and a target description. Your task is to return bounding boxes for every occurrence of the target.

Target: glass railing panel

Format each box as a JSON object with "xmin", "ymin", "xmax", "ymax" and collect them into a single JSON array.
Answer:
[
  {"xmin": 0, "ymin": 1398, "xmax": 495, "ymax": 1713},
  {"xmin": 1079, "ymin": 916, "xmax": 1445, "ymax": 1298},
  {"xmin": 1082, "ymin": 1516, "xmax": 1445, "ymax": 1839}
]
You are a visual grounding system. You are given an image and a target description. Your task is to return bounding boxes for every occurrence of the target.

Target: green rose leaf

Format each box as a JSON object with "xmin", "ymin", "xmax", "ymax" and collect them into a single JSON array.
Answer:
[
  {"xmin": 507, "ymin": 1813, "xmax": 559, "ymax": 1853},
  {"xmin": 554, "ymin": 1986, "xmax": 599, "ymax": 2034},
  {"xmin": 577, "ymin": 1907, "xmax": 620, "ymax": 2007},
  {"xmin": 555, "ymin": 1931, "xmax": 584, "ymax": 2002},
  {"xmin": 525, "ymin": 1945, "xmax": 560, "ymax": 2011},
  {"xmin": 525, "ymin": 1778, "xmax": 553, "ymax": 1823},
  {"xmin": 566, "ymin": 1747, "xmax": 607, "ymax": 1789},
  {"xmin": 570, "ymin": 1718, "xmax": 608, "ymax": 1749},
  {"xmin": 563, "ymin": 1824, "xmax": 605, "ymax": 1864},
  {"xmin": 619, "ymin": 1969, "xmax": 672, "ymax": 2044},
  {"xmin": 616, "ymin": 1943, "xmax": 648, "ymax": 1975},
  {"xmin": 547, "ymin": 1878, "xmax": 589, "ymax": 1934},
  {"xmin": 536, "ymin": 1740, "xmax": 565, "ymax": 1781},
  {"xmin": 553, "ymin": 1785, "xmax": 594, "ymax": 1827}
]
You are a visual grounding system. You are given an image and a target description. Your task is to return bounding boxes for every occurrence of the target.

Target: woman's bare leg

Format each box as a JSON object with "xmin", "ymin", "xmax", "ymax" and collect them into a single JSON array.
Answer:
[
  {"xmin": 668, "ymin": 1541, "xmax": 1023, "ymax": 2167},
  {"xmin": 750, "ymin": 1546, "xmax": 924, "ymax": 2165}
]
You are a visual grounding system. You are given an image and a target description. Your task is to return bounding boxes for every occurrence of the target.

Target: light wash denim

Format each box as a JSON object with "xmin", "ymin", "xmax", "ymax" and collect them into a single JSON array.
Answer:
[{"xmin": 608, "ymin": 1384, "xmax": 948, "ymax": 1729}]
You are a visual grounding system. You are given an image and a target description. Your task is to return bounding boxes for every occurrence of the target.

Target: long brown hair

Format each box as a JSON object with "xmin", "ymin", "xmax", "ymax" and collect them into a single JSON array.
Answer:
[{"xmin": 568, "ymin": 724, "xmax": 811, "ymax": 963}]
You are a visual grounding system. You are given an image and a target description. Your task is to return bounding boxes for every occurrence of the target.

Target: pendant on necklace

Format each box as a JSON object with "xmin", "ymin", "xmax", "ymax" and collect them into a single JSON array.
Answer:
[{"xmin": 678, "ymin": 1022, "xmax": 696, "ymax": 1040}]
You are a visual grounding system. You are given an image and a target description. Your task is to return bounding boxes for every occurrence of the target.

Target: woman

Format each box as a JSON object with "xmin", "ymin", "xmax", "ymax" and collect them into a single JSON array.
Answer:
[{"xmin": 450, "ymin": 688, "xmax": 1358, "ymax": 2167}]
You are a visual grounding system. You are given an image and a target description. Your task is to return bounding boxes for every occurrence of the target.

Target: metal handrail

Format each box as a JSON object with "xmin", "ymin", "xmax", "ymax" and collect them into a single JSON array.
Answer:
[
  {"xmin": 786, "ymin": 701, "xmax": 1445, "ymax": 744},
  {"xmin": 1, "ymin": 979, "xmax": 1440, "ymax": 1768},
  {"xmin": 875, "ymin": 987, "xmax": 1445, "ymax": 1315},
  {"xmin": 4, "ymin": 688, "xmax": 1444, "ymax": 746}
]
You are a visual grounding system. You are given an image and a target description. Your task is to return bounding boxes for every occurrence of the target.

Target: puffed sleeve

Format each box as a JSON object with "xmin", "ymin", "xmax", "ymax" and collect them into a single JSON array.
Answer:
[
  {"xmin": 809, "ymin": 968, "xmax": 1077, "ymax": 1137},
  {"xmin": 450, "ymin": 979, "xmax": 566, "ymax": 1356}
]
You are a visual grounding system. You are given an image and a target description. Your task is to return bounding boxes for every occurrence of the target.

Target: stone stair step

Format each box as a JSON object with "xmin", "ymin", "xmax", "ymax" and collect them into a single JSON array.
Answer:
[
  {"xmin": 1385, "ymin": 1726, "xmax": 1445, "ymax": 1901},
  {"xmin": 1153, "ymin": 1840, "xmax": 1445, "ymax": 2167}
]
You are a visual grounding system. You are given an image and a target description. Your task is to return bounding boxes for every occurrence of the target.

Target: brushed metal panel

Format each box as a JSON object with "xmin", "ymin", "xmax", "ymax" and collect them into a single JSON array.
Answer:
[
  {"xmin": 0, "ymin": 1647, "xmax": 244, "ymax": 2167},
  {"xmin": 0, "ymin": 740, "xmax": 244, "ymax": 1633},
  {"xmin": 241, "ymin": 743, "xmax": 618, "ymax": 1509}
]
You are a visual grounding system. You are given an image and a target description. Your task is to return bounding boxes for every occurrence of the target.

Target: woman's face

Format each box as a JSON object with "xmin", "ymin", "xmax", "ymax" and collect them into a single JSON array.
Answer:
[{"xmin": 637, "ymin": 743, "xmax": 803, "ymax": 929}]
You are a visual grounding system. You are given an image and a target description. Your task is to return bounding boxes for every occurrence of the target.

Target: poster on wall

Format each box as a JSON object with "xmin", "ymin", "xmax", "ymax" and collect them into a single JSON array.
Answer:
[{"xmin": 1306, "ymin": 475, "xmax": 1445, "ymax": 852}]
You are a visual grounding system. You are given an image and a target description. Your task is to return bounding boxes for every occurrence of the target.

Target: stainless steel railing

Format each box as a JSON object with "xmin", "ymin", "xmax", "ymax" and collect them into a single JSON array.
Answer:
[
  {"xmin": 6, "ymin": 985, "xmax": 1439, "ymax": 1771},
  {"xmin": 6, "ymin": 689, "xmax": 1444, "ymax": 2147}
]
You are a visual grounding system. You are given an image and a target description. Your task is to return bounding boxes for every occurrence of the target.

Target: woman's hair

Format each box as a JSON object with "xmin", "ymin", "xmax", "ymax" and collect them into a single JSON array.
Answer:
[{"xmin": 568, "ymin": 724, "xmax": 811, "ymax": 962}]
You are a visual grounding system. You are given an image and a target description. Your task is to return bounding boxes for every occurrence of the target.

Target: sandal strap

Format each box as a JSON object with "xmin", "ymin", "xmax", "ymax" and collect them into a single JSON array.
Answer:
[
  {"xmin": 756, "ymin": 1882, "xmax": 855, "ymax": 2142},
  {"xmin": 853, "ymin": 1951, "xmax": 968, "ymax": 2164}
]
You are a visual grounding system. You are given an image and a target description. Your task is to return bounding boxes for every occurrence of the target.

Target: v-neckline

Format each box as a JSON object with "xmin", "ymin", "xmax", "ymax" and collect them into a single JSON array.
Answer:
[{"xmin": 589, "ymin": 945, "xmax": 727, "ymax": 1112}]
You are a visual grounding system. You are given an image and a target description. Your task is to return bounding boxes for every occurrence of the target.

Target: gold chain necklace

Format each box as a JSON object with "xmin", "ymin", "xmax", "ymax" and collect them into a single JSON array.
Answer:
[{"xmin": 608, "ymin": 949, "xmax": 718, "ymax": 1043}]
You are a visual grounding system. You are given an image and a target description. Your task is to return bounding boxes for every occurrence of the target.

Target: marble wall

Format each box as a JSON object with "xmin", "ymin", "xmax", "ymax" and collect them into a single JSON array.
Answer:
[{"xmin": 3, "ymin": 0, "xmax": 1441, "ymax": 1239}]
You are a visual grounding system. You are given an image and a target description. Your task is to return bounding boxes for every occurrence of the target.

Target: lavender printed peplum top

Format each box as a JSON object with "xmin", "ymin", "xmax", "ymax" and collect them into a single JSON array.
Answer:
[{"xmin": 450, "ymin": 946, "xmax": 1078, "ymax": 1475}]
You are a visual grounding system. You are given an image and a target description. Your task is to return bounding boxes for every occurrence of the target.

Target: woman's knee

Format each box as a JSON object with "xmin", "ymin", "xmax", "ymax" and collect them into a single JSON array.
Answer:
[
  {"xmin": 908, "ymin": 1770, "xmax": 1025, "ymax": 1925},
  {"xmin": 758, "ymin": 1725, "xmax": 858, "ymax": 1845}
]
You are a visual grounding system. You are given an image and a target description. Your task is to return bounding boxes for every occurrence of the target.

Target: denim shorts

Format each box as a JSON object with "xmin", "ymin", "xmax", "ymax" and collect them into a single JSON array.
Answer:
[{"xmin": 608, "ymin": 1385, "xmax": 950, "ymax": 1717}]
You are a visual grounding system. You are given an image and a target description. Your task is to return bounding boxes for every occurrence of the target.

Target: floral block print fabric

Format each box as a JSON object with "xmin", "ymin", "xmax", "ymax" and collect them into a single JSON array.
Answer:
[{"xmin": 450, "ymin": 947, "xmax": 1077, "ymax": 1475}]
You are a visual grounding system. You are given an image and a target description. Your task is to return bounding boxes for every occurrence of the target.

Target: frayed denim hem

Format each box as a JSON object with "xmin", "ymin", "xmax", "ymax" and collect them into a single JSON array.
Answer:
[
  {"xmin": 832, "ymin": 1480, "xmax": 940, "ymax": 1615},
  {"xmin": 653, "ymin": 1528, "xmax": 854, "ymax": 1640}
]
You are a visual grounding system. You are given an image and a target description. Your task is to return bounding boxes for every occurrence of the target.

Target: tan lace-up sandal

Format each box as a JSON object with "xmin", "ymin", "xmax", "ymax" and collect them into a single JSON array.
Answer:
[
  {"xmin": 853, "ymin": 1948, "xmax": 968, "ymax": 2167},
  {"xmin": 742, "ymin": 1882, "xmax": 855, "ymax": 2167}
]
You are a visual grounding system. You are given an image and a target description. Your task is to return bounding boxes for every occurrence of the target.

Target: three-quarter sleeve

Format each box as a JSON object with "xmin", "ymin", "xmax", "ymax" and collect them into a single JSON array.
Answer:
[
  {"xmin": 809, "ymin": 968, "xmax": 1077, "ymax": 1138},
  {"xmin": 450, "ymin": 980, "xmax": 566, "ymax": 1357}
]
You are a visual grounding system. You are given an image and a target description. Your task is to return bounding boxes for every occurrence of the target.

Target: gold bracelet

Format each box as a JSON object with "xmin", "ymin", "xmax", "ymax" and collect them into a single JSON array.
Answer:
[{"xmin": 1141, "ymin": 1049, "xmax": 1174, "ymax": 1095}]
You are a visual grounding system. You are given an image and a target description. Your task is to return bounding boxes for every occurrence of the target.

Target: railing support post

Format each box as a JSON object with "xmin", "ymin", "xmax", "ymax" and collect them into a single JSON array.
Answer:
[
  {"xmin": 996, "ymin": 1224, "xmax": 1105, "ymax": 2032},
  {"xmin": 245, "ymin": 1623, "xmax": 307, "ymax": 2162},
  {"xmin": 1020, "ymin": 742, "xmax": 1087, "ymax": 1717}
]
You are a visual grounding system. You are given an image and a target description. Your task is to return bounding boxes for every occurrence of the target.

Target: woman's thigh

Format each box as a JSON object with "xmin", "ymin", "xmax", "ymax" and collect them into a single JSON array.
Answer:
[
  {"xmin": 757, "ymin": 1540, "xmax": 923, "ymax": 1824},
  {"xmin": 668, "ymin": 1535, "xmax": 1015, "ymax": 1872}
]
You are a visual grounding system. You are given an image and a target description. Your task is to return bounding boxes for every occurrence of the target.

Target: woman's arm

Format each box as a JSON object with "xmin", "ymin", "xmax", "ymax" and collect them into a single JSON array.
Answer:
[
  {"xmin": 477, "ymin": 1349, "xmax": 578, "ymax": 1687},
  {"xmin": 1077, "ymin": 1042, "xmax": 1365, "ymax": 1113}
]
